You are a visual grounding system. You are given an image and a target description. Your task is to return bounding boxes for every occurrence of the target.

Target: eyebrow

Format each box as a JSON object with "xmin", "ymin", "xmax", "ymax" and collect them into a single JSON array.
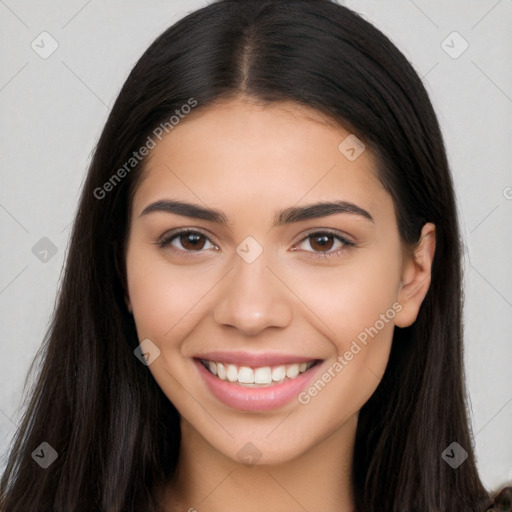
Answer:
[{"xmin": 139, "ymin": 199, "xmax": 374, "ymax": 226}]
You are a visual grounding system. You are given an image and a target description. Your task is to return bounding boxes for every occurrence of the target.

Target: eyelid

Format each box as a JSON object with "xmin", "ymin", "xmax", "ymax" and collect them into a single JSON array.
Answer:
[{"xmin": 296, "ymin": 228, "xmax": 355, "ymax": 245}]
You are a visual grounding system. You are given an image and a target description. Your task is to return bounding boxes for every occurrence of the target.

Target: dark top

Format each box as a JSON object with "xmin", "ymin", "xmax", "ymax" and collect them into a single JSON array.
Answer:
[{"xmin": 486, "ymin": 486, "xmax": 512, "ymax": 511}]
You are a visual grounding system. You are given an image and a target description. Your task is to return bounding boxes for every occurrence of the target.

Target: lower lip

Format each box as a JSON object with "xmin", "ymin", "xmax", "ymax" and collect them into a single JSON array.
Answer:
[{"xmin": 194, "ymin": 359, "xmax": 322, "ymax": 411}]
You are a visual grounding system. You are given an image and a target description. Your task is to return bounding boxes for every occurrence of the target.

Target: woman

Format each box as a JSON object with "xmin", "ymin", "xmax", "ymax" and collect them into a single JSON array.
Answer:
[{"xmin": 1, "ymin": 0, "xmax": 510, "ymax": 510}]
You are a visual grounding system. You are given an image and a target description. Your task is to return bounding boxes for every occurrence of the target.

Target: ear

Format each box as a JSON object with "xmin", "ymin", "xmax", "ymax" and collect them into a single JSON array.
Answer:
[{"xmin": 395, "ymin": 222, "xmax": 436, "ymax": 328}]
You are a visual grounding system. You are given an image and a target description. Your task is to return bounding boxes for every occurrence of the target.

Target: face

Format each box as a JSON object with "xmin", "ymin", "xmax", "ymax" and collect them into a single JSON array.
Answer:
[{"xmin": 124, "ymin": 96, "xmax": 430, "ymax": 465}]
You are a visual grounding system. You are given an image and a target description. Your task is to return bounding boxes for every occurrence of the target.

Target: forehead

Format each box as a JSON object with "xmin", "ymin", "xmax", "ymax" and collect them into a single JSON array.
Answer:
[{"xmin": 131, "ymin": 97, "xmax": 386, "ymax": 218}]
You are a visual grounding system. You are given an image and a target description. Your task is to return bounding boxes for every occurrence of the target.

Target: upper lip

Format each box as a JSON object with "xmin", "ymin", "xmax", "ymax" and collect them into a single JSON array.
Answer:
[{"xmin": 193, "ymin": 351, "xmax": 320, "ymax": 367}]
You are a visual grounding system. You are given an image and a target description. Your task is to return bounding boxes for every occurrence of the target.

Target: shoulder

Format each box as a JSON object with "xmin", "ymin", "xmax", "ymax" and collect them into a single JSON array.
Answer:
[{"xmin": 485, "ymin": 485, "xmax": 512, "ymax": 511}]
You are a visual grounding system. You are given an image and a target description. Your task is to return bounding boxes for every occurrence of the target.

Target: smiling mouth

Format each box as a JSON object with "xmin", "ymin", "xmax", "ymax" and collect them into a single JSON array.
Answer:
[{"xmin": 198, "ymin": 358, "xmax": 321, "ymax": 387}]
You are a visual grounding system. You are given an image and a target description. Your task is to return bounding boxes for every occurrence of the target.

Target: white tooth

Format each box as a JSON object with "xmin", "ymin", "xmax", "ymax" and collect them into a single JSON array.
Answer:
[
  {"xmin": 226, "ymin": 364, "xmax": 238, "ymax": 382},
  {"xmin": 210, "ymin": 361, "xmax": 217, "ymax": 376},
  {"xmin": 286, "ymin": 363, "xmax": 300, "ymax": 379},
  {"xmin": 254, "ymin": 366, "xmax": 272, "ymax": 384},
  {"xmin": 217, "ymin": 362, "xmax": 227, "ymax": 380},
  {"xmin": 299, "ymin": 362, "xmax": 307, "ymax": 372},
  {"xmin": 271, "ymin": 365, "xmax": 286, "ymax": 382},
  {"xmin": 238, "ymin": 366, "xmax": 254, "ymax": 384}
]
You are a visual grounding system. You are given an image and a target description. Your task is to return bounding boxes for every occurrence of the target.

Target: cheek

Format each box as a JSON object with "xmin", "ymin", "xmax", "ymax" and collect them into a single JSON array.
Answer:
[
  {"xmin": 282, "ymin": 245, "xmax": 400, "ymax": 410},
  {"xmin": 125, "ymin": 247, "xmax": 211, "ymax": 341},
  {"xmin": 284, "ymin": 246, "xmax": 402, "ymax": 345},
  {"xmin": 294, "ymin": 266, "xmax": 398, "ymax": 420}
]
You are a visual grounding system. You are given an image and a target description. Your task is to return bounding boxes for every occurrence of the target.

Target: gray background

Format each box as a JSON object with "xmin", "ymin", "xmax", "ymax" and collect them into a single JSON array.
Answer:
[{"xmin": 1, "ymin": 0, "xmax": 511, "ymax": 492}]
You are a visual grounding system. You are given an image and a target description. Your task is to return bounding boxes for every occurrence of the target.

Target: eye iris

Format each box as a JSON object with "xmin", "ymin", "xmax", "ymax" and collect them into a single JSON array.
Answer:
[
  {"xmin": 180, "ymin": 233, "xmax": 205, "ymax": 250},
  {"xmin": 310, "ymin": 234, "xmax": 334, "ymax": 252}
]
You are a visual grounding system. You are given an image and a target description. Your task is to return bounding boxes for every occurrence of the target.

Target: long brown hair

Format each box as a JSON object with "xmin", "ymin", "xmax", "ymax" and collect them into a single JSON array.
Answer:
[{"xmin": 1, "ymin": 0, "xmax": 492, "ymax": 510}]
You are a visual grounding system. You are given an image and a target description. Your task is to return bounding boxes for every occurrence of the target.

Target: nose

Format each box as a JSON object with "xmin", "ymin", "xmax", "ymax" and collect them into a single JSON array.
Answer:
[{"xmin": 213, "ymin": 252, "xmax": 294, "ymax": 336}]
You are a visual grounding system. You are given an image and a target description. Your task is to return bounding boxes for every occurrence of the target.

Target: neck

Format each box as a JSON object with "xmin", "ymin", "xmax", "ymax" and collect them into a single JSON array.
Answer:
[{"xmin": 158, "ymin": 414, "xmax": 359, "ymax": 512}]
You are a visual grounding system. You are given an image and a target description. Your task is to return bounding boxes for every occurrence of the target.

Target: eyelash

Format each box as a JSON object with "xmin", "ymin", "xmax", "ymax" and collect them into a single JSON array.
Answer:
[{"xmin": 156, "ymin": 229, "xmax": 356, "ymax": 260}]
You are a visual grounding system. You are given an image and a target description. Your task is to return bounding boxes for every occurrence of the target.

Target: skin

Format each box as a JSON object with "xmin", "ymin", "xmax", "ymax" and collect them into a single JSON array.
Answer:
[{"xmin": 124, "ymin": 95, "xmax": 436, "ymax": 512}]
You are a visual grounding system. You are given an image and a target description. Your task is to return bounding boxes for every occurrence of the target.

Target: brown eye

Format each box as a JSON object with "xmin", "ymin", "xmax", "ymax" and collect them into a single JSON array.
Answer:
[
  {"xmin": 157, "ymin": 230, "xmax": 217, "ymax": 253},
  {"xmin": 294, "ymin": 231, "xmax": 355, "ymax": 259},
  {"xmin": 179, "ymin": 232, "xmax": 206, "ymax": 251},
  {"xmin": 309, "ymin": 234, "xmax": 335, "ymax": 252}
]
